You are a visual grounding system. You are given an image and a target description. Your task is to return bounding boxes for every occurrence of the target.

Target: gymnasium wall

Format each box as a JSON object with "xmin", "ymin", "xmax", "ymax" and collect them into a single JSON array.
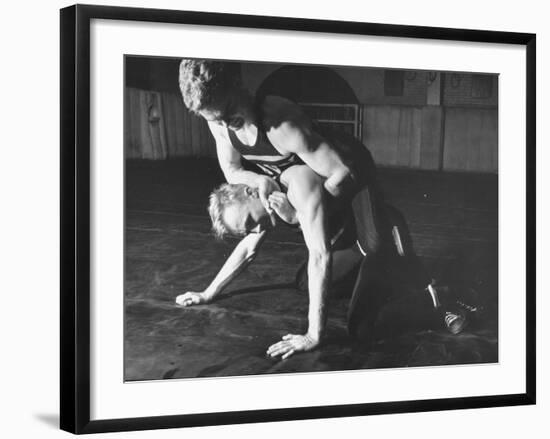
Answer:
[
  {"xmin": 124, "ymin": 87, "xmax": 216, "ymax": 160},
  {"xmin": 124, "ymin": 57, "xmax": 498, "ymax": 173},
  {"xmin": 362, "ymin": 105, "xmax": 497, "ymax": 172}
]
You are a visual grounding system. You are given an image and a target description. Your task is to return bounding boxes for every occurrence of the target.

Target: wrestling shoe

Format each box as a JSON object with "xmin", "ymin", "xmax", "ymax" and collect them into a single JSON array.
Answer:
[
  {"xmin": 443, "ymin": 309, "xmax": 468, "ymax": 335},
  {"xmin": 427, "ymin": 282, "xmax": 468, "ymax": 335}
]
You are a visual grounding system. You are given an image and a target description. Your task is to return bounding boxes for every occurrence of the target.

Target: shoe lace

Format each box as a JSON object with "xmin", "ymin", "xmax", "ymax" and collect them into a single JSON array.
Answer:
[
  {"xmin": 445, "ymin": 311, "xmax": 460, "ymax": 327},
  {"xmin": 456, "ymin": 300, "xmax": 478, "ymax": 313}
]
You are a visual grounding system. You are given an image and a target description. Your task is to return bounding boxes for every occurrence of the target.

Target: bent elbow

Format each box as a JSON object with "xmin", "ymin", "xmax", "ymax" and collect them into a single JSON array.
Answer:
[
  {"xmin": 221, "ymin": 162, "xmax": 244, "ymax": 184},
  {"xmin": 324, "ymin": 168, "xmax": 354, "ymax": 198},
  {"xmin": 224, "ymin": 169, "xmax": 240, "ymax": 185}
]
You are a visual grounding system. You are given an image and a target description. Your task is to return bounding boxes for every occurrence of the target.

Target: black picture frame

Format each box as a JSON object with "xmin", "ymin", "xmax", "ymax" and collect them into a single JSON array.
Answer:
[{"xmin": 60, "ymin": 3, "xmax": 536, "ymax": 434}]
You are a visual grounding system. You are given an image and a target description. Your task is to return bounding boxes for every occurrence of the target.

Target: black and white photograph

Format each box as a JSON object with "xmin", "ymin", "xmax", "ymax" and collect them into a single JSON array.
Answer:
[
  {"xmin": 124, "ymin": 56, "xmax": 499, "ymax": 381},
  {"xmin": 1, "ymin": 0, "xmax": 545, "ymax": 436}
]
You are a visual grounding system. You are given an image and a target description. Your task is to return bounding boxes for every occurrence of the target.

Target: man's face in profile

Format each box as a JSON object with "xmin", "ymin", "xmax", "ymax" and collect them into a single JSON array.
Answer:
[
  {"xmin": 199, "ymin": 94, "xmax": 248, "ymax": 131},
  {"xmin": 222, "ymin": 186, "xmax": 275, "ymax": 235}
]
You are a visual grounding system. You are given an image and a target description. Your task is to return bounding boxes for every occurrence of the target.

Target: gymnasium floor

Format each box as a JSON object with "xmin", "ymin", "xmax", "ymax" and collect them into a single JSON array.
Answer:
[{"xmin": 124, "ymin": 158, "xmax": 498, "ymax": 381}]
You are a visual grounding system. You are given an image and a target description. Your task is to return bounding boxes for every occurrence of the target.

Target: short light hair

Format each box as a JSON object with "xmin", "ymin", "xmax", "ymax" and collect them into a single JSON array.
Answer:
[
  {"xmin": 208, "ymin": 183, "xmax": 248, "ymax": 239},
  {"xmin": 179, "ymin": 59, "xmax": 242, "ymax": 113}
]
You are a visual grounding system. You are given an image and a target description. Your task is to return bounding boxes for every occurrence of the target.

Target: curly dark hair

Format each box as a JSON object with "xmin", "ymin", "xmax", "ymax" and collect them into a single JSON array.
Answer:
[{"xmin": 179, "ymin": 59, "xmax": 242, "ymax": 113}]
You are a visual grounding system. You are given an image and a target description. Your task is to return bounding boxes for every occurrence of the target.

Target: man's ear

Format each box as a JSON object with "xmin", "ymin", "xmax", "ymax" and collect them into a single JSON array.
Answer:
[{"xmin": 246, "ymin": 186, "xmax": 259, "ymax": 198}]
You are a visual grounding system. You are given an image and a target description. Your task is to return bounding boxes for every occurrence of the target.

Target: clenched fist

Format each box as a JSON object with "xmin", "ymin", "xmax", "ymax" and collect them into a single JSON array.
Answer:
[
  {"xmin": 257, "ymin": 175, "xmax": 281, "ymax": 214},
  {"xmin": 268, "ymin": 191, "xmax": 297, "ymax": 225}
]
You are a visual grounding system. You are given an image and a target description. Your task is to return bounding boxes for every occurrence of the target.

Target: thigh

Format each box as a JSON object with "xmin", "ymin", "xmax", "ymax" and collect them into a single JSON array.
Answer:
[{"xmin": 351, "ymin": 183, "xmax": 391, "ymax": 255}]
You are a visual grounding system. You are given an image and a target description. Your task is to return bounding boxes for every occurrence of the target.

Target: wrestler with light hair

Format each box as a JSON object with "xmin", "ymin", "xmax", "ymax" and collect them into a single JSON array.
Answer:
[
  {"xmin": 176, "ymin": 165, "xmax": 466, "ymax": 359},
  {"xmin": 177, "ymin": 60, "xmax": 465, "ymax": 357}
]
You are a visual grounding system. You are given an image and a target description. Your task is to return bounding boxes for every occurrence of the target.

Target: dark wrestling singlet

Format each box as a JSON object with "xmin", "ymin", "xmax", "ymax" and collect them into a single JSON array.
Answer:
[{"xmin": 227, "ymin": 124, "xmax": 303, "ymax": 182}]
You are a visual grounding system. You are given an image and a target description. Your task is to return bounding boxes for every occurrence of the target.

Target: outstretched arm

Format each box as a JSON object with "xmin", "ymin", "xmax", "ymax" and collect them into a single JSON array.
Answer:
[
  {"xmin": 176, "ymin": 231, "xmax": 266, "ymax": 306},
  {"xmin": 267, "ymin": 168, "xmax": 331, "ymax": 359}
]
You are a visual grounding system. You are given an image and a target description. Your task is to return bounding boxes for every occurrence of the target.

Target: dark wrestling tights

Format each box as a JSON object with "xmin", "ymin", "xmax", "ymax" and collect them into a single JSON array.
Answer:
[
  {"xmin": 346, "ymin": 179, "xmax": 393, "ymax": 339},
  {"xmin": 296, "ymin": 183, "xmax": 433, "ymax": 341},
  {"xmin": 347, "ymin": 246, "xmax": 395, "ymax": 340}
]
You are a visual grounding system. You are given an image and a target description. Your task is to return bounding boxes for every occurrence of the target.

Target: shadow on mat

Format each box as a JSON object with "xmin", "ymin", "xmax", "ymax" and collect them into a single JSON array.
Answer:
[{"xmin": 220, "ymin": 282, "xmax": 297, "ymax": 299}]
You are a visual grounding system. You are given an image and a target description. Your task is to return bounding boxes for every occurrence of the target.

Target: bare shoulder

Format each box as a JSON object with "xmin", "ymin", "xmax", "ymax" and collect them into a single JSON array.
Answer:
[
  {"xmin": 260, "ymin": 95, "xmax": 310, "ymax": 132},
  {"xmin": 207, "ymin": 120, "xmax": 231, "ymax": 143},
  {"xmin": 282, "ymin": 165, "xmax": 323, "ymax": 207}
]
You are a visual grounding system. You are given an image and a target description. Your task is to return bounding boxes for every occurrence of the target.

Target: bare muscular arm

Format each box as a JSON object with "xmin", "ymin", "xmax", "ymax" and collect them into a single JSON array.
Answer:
[
  {"xmin": 264, "ymin": 99, "xmax": 356, "ymax": 198},
  {"xmin": 176, "ymin": 231, "xmax": 266, "ymax": 306},
  {"xmin": 266, "ymin": 167, "xmax": 331, "ymax": 359}
]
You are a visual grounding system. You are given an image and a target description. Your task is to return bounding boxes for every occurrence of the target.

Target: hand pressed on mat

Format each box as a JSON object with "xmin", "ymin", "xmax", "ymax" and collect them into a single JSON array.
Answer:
[
  {"xmin": 175, "ymin": 291, "xmax": 211, "ymax": 307},
  {"xmin": 267, "ymin": 333, "xmax": 320, "ymax": 360}
]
